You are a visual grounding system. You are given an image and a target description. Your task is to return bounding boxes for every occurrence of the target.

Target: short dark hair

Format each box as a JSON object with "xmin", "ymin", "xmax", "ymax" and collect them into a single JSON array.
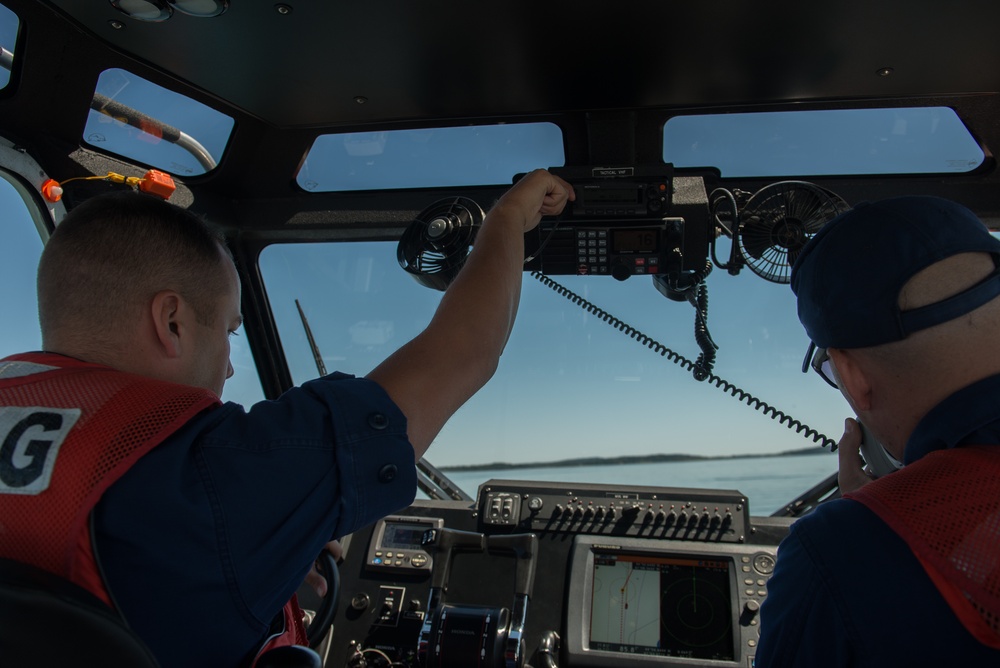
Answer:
[{"xmin": 38, "ymin": 191, "xmax": 231, "ymax": 342}]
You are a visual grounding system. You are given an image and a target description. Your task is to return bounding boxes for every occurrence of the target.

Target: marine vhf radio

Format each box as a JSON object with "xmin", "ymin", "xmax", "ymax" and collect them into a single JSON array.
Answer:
[{"xmin": 521, "ymin": 165, "xmax": 711, "ymax": 281}]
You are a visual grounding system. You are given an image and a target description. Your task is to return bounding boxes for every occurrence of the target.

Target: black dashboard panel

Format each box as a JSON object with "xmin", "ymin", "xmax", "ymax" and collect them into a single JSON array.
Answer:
[{"xmin": 318, "ymin": 479, "xmax": 793, "ymax": 668}]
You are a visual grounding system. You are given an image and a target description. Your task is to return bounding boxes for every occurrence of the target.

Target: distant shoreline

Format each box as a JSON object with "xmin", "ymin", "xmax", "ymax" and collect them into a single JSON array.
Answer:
[{"xmin": 438, "ymin": 446, "xmax": 828, "ymax": 473}]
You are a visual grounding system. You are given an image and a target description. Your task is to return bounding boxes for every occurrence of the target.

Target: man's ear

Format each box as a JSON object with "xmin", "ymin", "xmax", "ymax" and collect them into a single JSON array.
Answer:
[
  {"xmin": 828, "ymin": 347, "xmax": 872, "ymax": 411},
  {"xmin": 150, "ymin": 290, "xmax": 184, "ymax": 358}
]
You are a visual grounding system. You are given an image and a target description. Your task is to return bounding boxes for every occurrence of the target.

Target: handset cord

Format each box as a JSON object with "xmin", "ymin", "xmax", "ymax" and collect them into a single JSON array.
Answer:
[{"xmin": 530, "ymin": 271, "xmax": 837, "ymax": 450}]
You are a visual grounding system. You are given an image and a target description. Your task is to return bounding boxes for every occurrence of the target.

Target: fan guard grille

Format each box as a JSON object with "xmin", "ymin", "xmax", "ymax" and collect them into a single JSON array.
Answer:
[
  {"xmin": 397, "ymin": 196, "xmax": 485, "ymax": 290},
  {"xmin": 737, "ymin": 181, "xmax": 849, "ymax": 284}
]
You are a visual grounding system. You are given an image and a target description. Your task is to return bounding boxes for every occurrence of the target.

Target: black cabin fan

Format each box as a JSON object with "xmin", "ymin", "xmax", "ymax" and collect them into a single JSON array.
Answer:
[
  {"xmin": 397, "ymin": 196, "xmax": 485, "ymax": 290},
  {"xmin": 737, "ymin": 181, "xmax": 850, "ymax": 284}
]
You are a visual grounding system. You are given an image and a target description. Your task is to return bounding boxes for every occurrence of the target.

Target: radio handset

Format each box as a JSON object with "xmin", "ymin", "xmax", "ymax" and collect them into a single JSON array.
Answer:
[{"xmin": 857, "ymin": 420, "xmax": 903, "ymax": 479}]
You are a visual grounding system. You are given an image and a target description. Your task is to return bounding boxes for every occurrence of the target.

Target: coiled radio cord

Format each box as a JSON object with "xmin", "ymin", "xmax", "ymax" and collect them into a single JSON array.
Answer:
[{"xmin": 530, "ymin": 271, "xmax": 837, "ymax": 450}]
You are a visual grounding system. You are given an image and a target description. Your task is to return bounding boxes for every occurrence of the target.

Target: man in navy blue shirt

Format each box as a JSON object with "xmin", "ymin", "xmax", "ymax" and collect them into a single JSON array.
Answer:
[
  {"xmin": 755, "ymin": 197, "xmax": 1000, "ymax": 666},
  {"xmin": 0, "ymin": 169, "xmax": 573, "ymax": 667}
]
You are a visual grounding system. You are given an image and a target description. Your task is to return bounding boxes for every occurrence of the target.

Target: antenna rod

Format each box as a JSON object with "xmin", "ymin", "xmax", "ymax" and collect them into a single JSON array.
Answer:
[{"xmin": 295, "ymin": 299, "xmax": 328, "ymax": 377}]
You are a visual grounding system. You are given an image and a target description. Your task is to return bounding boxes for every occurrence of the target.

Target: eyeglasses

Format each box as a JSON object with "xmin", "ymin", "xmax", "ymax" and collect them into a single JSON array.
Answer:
[{"xmin": 801, "ymin": 342, "xmax": 838, "ymax": 388}]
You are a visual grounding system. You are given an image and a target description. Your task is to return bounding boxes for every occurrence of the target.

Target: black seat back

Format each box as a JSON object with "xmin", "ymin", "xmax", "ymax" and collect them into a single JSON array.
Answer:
[{"xmin": 0, "ymin": 557, "xmax": 161, "ymax": 667}]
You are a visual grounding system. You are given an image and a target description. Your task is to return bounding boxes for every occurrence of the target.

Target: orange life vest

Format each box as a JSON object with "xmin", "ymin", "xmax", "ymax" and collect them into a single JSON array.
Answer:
[
  {"xmin": 0, "ymin": 352, "xmax": 310, "ymax": 661},
  {"xmin": 846, "ymin": 445, "xmax": 1000, "ymax": 648}
]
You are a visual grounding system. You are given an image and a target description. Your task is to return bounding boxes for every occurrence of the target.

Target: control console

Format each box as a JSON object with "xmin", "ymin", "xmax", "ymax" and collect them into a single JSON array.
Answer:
[
  {"xmin": 326, "ymin": 479, "xmax": 783, "ymax": 668},
  {"xmin": 479, "ymin": 479, "xmax": 751, "ymax": 543}
]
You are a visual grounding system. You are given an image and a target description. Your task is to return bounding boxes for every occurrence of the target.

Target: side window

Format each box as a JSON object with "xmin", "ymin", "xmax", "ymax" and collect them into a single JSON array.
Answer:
[
  {"xmin": 0, "ymin": 4, "xmax": 19, "ymax": 91},
  {"xmin": 0, "ymin": 175, "xmax": 42, "ymax": 357},
  {"xmin": 221, "ymin": 322, "xmax": 266, "ymax": 406}
]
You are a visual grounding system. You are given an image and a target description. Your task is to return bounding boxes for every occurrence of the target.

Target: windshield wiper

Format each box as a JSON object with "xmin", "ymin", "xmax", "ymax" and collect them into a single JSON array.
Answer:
[{"xmin": 770, "ymin": 471, "xmax": 839, "ymax": 517}]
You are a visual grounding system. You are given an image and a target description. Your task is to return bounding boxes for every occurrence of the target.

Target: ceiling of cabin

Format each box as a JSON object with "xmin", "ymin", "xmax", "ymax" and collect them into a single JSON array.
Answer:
[
  {"xmin": 37, "ymin": 1, "xmax": 1000, "ymax": 128},
  {"xmin": 0, "ymin": 1, "xmax": 998, "ymax": 229}
]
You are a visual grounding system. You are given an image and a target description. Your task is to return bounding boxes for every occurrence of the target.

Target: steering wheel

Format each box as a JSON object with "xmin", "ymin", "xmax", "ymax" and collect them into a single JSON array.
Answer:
[{"xmin": 306, "ymin": 550, "xmax": 340, "ymax": 648}]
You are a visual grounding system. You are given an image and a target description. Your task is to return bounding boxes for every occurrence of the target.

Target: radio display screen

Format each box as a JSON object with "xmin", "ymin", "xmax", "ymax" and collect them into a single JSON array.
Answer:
[
  {"xmin": 380, "ymin": 522, "xmax": 429, "ymax": 549},
  {"xmin": 613, "ymin": 229, "xmax": 658, "ymax": 253},
  {"xmin": 588, "ymin": 552, "xmax": 735, "ymax": 661},
  {"xmin": 581, "ymin": 185, "xmax": 641, "ymax": 204}
]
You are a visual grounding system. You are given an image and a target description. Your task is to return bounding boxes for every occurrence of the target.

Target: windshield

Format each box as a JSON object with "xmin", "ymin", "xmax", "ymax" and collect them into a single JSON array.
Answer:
[{"xmin": 259, "ymin": 239, "xmax": 843, "ymax": 514}]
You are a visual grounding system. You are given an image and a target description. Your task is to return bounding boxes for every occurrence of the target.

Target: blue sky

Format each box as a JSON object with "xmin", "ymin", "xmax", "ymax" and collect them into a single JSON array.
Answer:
[
  {"xmin": 259, "ymin": 238, "xmax": 850, "ymax": 466},
  {"xmin": 1, "ymin": 180, "xmax": 43, "ymax": 355}
]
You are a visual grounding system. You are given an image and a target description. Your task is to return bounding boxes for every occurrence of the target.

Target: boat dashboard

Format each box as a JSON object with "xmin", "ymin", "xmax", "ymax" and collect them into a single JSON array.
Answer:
[{"xmin": 308, "ymin": 478, "xmax": 793, "ymax": 668}]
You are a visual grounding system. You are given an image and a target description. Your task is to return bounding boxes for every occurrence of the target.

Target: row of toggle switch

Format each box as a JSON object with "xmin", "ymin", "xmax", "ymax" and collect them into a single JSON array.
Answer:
[
  {"xmin": 478, "ymin": 484, "xmax": 750, "ymax": 542},
  {"xmin": 550, "ymin": 502, "xmax": 734, "ymax": 528}
]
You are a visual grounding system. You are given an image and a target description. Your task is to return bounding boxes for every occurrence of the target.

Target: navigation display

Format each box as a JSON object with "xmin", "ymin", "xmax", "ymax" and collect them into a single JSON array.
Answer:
[
  {"xmin": 589, "ymin": 552, "xmax": 735, "ymax": 661},
  {"xmin": 381, "ymin": 522, "xmax": 428, "ymax": 549}
]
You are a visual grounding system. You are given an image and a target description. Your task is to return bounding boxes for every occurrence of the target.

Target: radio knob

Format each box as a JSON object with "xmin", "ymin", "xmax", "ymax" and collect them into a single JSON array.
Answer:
[
  {"xmin": 740, "ymin": 600, "xmax": 761, "ymax": 625},
  {"xmin": 647, "ymin": 187, "xmax": 663, "ymax": 214},
  {"xmin": 611, "ymin": 261, "xmax": 631, "ymax": 282}
]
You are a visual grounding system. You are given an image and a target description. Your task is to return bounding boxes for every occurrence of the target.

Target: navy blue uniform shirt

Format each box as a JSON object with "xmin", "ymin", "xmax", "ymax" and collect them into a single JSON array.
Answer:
[
  {"xmin": 93, "ymin": 373, "xmax": 417, "ymax": 668},
  {"xmin": 755, "ymin": 374, "xmax": 1000, "ymax": 667}
]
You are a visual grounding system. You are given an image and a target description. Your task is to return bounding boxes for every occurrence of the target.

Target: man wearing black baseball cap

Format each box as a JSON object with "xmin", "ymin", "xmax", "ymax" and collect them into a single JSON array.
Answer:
[{"xmin": 755, "ymin": 197, "xmax": 1000, "ymax": 666}]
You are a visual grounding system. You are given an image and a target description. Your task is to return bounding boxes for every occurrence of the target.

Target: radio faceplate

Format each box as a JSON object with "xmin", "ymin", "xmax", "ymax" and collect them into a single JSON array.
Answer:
[
  {"xmin": 526, "ymin": 218, "xmax": 685, "ymax": 279},
  {"xmin": 574, "ymin": 218, "xmax": 683, "ymax": 279},
  {"xmin": 364, "ymin": 515, "xmax": 444, "ymax": 573},
  {"xmin": 549, "ymin": 165, "xmax": 674, "ymax": 220},
  {"xmin": 571, "ymin": 179, "xmax": 671, "ymax": 219},
  {"xmin": 520, "ymin": 166, "xmax": 711, "ymax": 277}
]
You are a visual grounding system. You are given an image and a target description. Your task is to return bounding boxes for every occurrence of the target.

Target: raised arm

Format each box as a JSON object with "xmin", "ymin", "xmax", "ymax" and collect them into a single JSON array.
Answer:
[{"xmin": 366, "ymin": 169, "xmax": 574, "ymax": 458}]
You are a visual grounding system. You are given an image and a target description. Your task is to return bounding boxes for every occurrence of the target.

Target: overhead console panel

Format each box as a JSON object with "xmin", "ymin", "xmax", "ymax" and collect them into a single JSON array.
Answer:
[{"xmin": 522, "ymin": 166, "xmax": 711, "ymax": 280}]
